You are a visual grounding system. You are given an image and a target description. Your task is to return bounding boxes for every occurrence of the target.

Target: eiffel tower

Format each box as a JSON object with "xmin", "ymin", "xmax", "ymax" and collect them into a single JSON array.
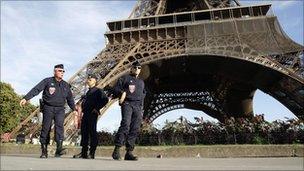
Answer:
[{"xmin": 10, "ymin": 0, "xmax": 304, "ymax": 143}]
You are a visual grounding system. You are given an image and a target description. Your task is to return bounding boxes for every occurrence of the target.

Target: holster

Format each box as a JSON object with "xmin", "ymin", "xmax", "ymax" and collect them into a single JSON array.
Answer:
[{"xmin": 39, "ymin": 99, "xmax": 45, "ymax": 111}]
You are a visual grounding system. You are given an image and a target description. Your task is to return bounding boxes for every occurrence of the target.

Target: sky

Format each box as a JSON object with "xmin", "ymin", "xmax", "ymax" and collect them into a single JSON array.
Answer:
[{"xmin": 1, "ymin": 0, "xmax": 303, "ymax": 132}]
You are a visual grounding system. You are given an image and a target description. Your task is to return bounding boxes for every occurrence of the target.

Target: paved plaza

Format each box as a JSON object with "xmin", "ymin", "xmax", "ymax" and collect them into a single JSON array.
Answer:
[{"xmin": 1, "ymin": 155, "xmax": 303, "ymax": 170}]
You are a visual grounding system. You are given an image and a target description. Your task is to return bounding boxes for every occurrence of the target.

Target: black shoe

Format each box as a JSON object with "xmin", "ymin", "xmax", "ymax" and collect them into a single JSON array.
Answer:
[
  {"xmin": 55, "ymin": 141, "xmax": 66, "ymax": 157},
  {"xmin": 124, "ymin": 151, "xmax": 138, "ymax": 161},
  {"xmin": 55, "ymin": 149, "xmax": 66, "ymax": 157},
  {"xmin": 73, "ymin": 146, "xmax": 88, "ymax": 159},
  {"xmin": 73, "ymin": 152, "xmax": 88, "ymax": 159},
  {"xmin": 88, "ymin": 147, "xmax": 96, "ymax": 159},
  {"xmin": 40, "ymin": 144, "xmax": 48, "ymax": 158},
  {"xmin": 88, "ymin": 153, "xmax": 95, "ymax": 159},
  {"xmin": 112, "ymin": 146, "xmax": 121, "ymax": 160}
]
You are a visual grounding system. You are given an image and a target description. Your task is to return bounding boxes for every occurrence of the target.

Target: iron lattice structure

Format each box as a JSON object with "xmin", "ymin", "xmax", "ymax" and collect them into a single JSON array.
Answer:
[{"xmin": 11, "ymin": 0, "xmax": 304, "ymax": 143}]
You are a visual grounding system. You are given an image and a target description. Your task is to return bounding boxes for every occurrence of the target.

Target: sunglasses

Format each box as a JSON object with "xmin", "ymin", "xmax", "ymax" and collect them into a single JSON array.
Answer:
[{"xmin": 57, "ymin": 70, "xmax": 65, "ymax": 73}]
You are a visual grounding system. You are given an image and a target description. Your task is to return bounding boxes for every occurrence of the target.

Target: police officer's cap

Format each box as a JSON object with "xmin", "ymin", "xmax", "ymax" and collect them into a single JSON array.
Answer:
[
  {"xmin": 54, "ymin": 64, "xmax": 64, "ymax": 69},
  {"xmin": 87, "ymin": 74, "xmax": 98, "ymax": 80},
  {"xmin": 132, "ymin": 61, "xmax": 141, "ymax": 67}
]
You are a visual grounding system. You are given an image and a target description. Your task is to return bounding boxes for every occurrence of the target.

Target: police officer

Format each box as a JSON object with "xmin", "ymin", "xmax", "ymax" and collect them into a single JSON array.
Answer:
[
  {"xmin": 73, "ymin": 74, "xmax": 109, "ymax": 159},
  {"xmin": 112, "ymin": 61, "xmax": 146, "ymax": 161},
  {"xmin": 20, "ymin": 64, "xmax": 76, "ymax": 158}
]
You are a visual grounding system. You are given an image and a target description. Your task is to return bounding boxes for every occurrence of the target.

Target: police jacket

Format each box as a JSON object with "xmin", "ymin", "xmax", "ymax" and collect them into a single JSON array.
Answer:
[
  {"xmin": 81, "ymin": 87, "xmax": 109, "ymax": 114},
  {"xmin": 24, "ymin": 77, "xmax": 76, "ymax": 110},
  {"xmin": 114, "ymin": 74, "xmax": 146, "ymax": 105}
]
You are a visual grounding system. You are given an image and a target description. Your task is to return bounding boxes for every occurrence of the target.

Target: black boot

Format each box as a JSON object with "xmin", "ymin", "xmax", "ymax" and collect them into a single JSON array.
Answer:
[
  {"xmin": 112, "ymin": 146, "xmax": 121, "ymax": 160},
  {"xmin": 88, "ymin": 146, "xmax": 96, "ymax": 159},
  {"xmin": 40, "ymin": 144, "xmax": 48, "ymax": 158},
  {"xmin": 124, "ymin": 150, "xmax": 138, "ymax": 161},
  {"xmin": 55, "ymin": 141, "xmax": 66, "ymax": 157},
  {"xmin": 73, "ymin": 146, "xmax": 88, "ymax": 159}
]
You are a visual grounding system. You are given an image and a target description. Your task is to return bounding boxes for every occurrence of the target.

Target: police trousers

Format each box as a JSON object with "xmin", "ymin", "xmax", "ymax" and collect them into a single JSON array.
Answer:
[
  {"xmin": 80, "ymin": 112, "xmax": 98, "ymax": 149},
  {"xmin": 40, "ymin": 105, "xmax": 65, "ymax": 144},
  {"xmin": 114, "ymin": 101, "xmax": 143, "ymax": 150}
]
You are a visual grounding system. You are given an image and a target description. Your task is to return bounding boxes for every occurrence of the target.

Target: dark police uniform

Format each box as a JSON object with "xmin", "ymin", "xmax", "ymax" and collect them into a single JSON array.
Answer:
[
  {"xmin": 24, "ymin": 77, "xmax": 76, "ymax": 145},
  {"xmin": 80, "ymin": 86, "xmax": 108, "ymax": 158},
  {"xmin": 113, "ymin": 74, "xmax": 146, "ymax": 151}
]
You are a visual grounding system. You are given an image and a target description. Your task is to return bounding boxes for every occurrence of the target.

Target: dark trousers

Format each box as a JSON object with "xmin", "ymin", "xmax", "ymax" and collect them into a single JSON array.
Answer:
[
  {"xmin": 80, "ymin": 112, "xmax": 98, "ymax": 150},
  {"xmin": 40, "ymin": 105, "xmax": 65, "ymax": 144},
  {"xmin": 114, "ymin": 102, "xmax": 143, "ymax": 150}
]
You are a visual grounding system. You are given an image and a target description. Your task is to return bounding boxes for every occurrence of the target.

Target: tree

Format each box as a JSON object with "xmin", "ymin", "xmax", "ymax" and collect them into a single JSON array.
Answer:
[{"xmin": 0, "ymin": 82, "xmax": 36, "ymax": 134}]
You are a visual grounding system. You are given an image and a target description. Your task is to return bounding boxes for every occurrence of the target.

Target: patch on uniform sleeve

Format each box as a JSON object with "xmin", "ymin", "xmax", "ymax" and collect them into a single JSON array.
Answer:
[
  {"xmin": 49, "ymin": 87, "xmax": 56, "ymax": 95},
  {"xmin": 129, "ymin": 85, "xmax": 136, "ymax": 93}
]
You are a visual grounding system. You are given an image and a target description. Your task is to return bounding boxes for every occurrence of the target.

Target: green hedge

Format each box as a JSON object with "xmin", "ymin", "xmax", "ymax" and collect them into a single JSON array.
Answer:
[{"xmin": 96, "ymin": 116, "xmax": 304, "ymax": 146}]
